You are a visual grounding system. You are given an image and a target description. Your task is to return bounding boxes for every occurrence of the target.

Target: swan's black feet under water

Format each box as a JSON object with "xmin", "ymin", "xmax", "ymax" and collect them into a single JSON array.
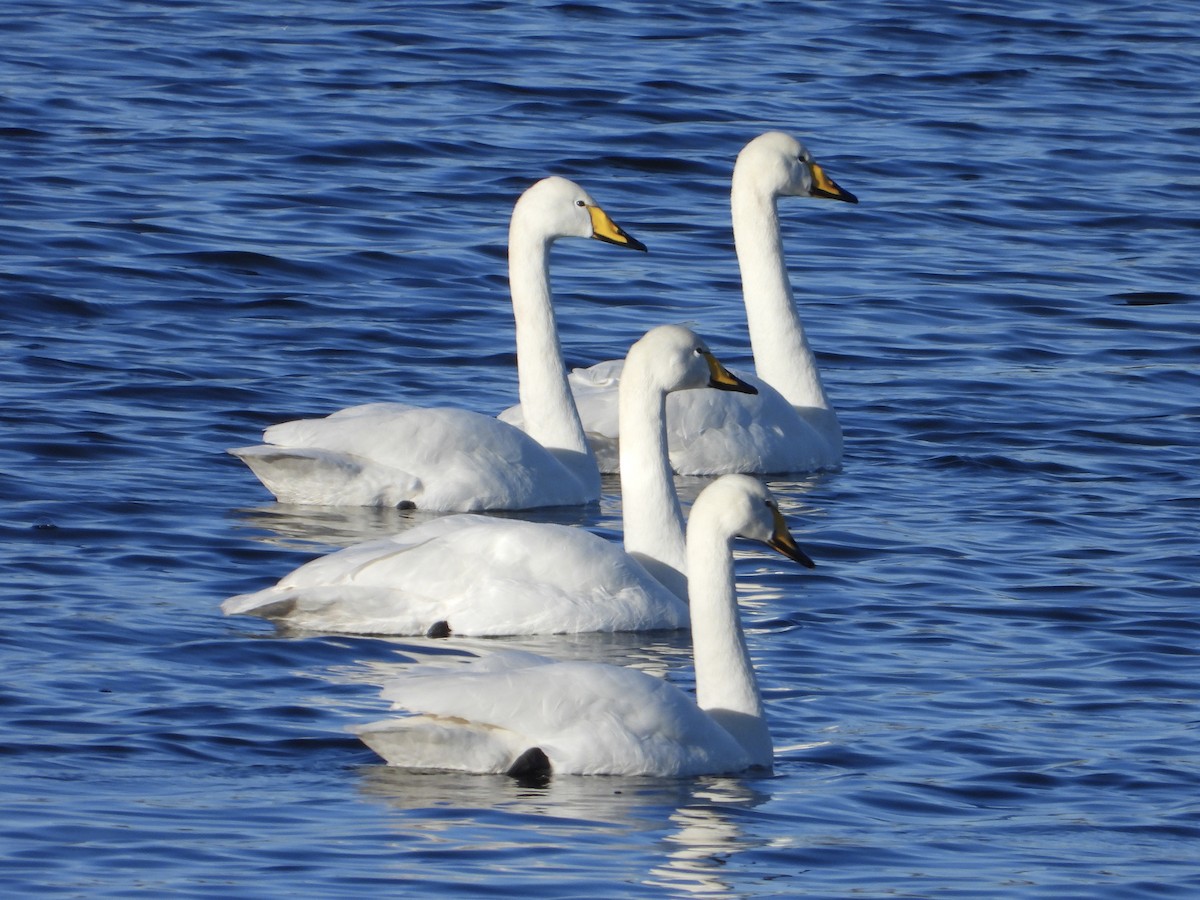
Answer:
[{"xmin": 507, "ymin": 746, "xmax": 551, "ymax": 783}]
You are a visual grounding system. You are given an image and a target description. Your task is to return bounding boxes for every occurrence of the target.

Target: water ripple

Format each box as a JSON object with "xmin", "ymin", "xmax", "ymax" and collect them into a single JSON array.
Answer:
[{"xmin": 2, "ymin": 0, "xmax": 1198, "ymax": 897}]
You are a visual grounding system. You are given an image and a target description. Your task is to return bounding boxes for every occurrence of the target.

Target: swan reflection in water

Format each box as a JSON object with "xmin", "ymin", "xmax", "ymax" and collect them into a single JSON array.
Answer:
[
  {"xmin": 358, "ymin": 767, "xmax": 778, "ymax": 896},
  {"xmin": 646, "ymin": 778, "xmax": 773, "ymax": 897},
  {"xmin": 226, "ymin": 470, "xmax": 771, "ymax": 552}
]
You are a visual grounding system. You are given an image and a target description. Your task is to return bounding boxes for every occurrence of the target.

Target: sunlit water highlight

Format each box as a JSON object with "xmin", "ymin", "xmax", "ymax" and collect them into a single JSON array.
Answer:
[{"xmin": 2, "ymin": 2, "xmax": 1197, "ymax": 896}]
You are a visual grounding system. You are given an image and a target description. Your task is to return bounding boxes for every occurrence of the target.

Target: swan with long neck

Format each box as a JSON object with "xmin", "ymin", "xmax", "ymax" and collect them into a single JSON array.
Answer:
[
  {"xmin": 222, "ymin": 325, "xmax": 755, "ymax": 635},
  {"xmin": 617, "ymin": 324, "xmax": 755, "ymax": 597},
  {"xmin": 501, "ymin": 132, "xmax": 856, "ymax": 475},
  {"xmin": 230, "ymin": 176, "xmax": 645, "ymax": 511},
  {"xmin": 354, "ymin": 475, "xmax": 815, "ymax": 777}
]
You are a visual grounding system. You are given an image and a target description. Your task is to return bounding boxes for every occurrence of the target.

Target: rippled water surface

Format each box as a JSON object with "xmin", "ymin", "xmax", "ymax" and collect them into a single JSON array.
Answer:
[{"xmin": 3, "ymin": 1, "xmax": 1198, "ymax": 896}]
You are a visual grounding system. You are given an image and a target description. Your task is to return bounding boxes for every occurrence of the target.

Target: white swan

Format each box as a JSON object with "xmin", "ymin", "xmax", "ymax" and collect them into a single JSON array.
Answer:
[
  {"xmin": 500, "ymin": 132, "xmax": 857, "ymax": 475},
  {"xmin": 354, "ymin": 474, "xmax": 815, "ymax": 778},
  {"xmin": 229, "ymin": 176, "xmax": 646, "ymax": 511},
  {"xmin": 222, "ymin": 325, "xmax": 756, "ymax": 635}
]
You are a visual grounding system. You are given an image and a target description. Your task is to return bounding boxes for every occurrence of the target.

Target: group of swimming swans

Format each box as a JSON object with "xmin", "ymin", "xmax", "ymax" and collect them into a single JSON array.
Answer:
[{"xmin": 225, "ymin": 132, "xmax": 857, "ymax": 778}]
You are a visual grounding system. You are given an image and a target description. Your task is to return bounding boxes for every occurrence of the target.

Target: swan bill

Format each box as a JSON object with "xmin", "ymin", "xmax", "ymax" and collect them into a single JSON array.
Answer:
[
  {"xmin": 588, "ymin": 205, "xmax": 648, "ymax": 252},
  {"xmin": 766, "ymin": 507, "xmax": 815, "ymax": 568},
  {"xmin": 703, "ymin": 352, "xmax": 758, "ymax": 395},
  {"xmin": 809, "ymin": 163, "xmax": 858, "ymax": 204}
]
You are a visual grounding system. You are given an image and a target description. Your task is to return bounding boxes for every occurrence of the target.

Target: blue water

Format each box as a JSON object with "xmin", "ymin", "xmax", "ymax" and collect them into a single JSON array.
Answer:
[{"xmin": 2, "ymin": 0, "xmax": 1198, "ymax": 896}]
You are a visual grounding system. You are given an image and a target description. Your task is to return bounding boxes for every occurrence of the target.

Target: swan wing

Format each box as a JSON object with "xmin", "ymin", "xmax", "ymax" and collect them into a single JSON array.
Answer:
[
  {"xmin": 504, "ymin": 367, "xmax": 841, "ymax": 476},
  {"xmin": 356, "ymin": 715, "xmax": 532, "ymax": 775},
  {"xmin": 222, "ymin": 516, "xmax": 688, "ymax": 636},
  {"xmin": 364, "ymin": 656, "xmax": 751, "ymax": 776},
  {"xmin": 500, "ymin": 361, "xmax": 625, "ymax": 473},
  {"xmin": 664, "ymin": 373, "xmax": 841, "ymax": 475},
  {"xmin": 233, "ymin": 405, "xmax": 592, "ymax": 510}
]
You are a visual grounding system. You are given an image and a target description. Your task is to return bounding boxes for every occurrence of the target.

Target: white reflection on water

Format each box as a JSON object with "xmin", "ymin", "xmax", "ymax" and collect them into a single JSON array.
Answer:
[
  {"xmin": 645, "ymin": 778, "xmax": 773, "ymax": 897},
  {"xmin": 358, "ymin": 765, "xmax": 780, "ymax": 897}
]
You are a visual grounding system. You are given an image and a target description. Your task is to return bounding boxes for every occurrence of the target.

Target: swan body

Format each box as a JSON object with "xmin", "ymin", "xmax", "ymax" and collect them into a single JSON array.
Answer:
[
  {"xmin": 499, "ymin": 132, "xmax": 856, "ymax": 476},
  {"xmin": 355, "ymin": 475, "xmax": 815, "ymax": 777},
  {"xmin": 563, "ymin": 363, "xmax": 840, "ymax": 476},
  {"xmin": 222, "ymin": 514, "xmax": 687, "ymax": 636},
  {"xmin": 231, "ymin": 176, "xmax": 646, "ymax": 511},
  {"xmin": 222, "ymin": 325, "xmax": 755, "ymax": 636}
]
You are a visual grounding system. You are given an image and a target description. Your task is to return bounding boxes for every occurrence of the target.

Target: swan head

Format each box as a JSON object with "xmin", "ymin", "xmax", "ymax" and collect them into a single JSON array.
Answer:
[
  {"xmin": 692, "ymin": 474, "xmax": 816, "ymax": 568},
  {"xmin": 513, "ymin": 176, "xmax": 647, "ymax": 251},
  {"xmin": 625, "ymin": 324, "xmax": 758, "ymax": 398},
  {"xmin": 735, "ymin": 132, "xmax": 857, "ymax": 204}
]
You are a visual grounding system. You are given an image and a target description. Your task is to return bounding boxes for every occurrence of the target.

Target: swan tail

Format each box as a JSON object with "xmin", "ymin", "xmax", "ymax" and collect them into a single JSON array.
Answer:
[
  {"xmin": 221, "ymin": 587, "xmax": 297, "ymax": 619},
  {"xmin": 228, "ymin": 445, "xmax": 420, "ymax": 506},
  {"xmin": 355, "ymin": 715, "xmax": 539, "ymax": 775},
  {"xmin": 229, "ymin": 444, "xmax": 362, "ymax": 495},
  {"xmin": 220, "ymin": 583, "xmax": 450, "ymax": 636},
  {"xmin": 584, "ymin": 430, "xmax": 620, "ymax": 475},
  {"xmin": 495, "ymin": 404, "xmax": 525, "ymax": 429}
]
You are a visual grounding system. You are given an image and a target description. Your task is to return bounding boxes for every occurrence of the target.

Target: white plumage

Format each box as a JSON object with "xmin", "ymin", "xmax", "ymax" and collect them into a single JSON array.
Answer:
[
  {"xmin": 501, "ymin": 132, "xmax": 857, "ymax": 475},
  {"xmin": 222, "ymin": 514, "xmax": 685, "ymax": 636},
  {"xmin": 230, "ymin": 176, "xmax": 645, "ymax": 511},
  {"xmin": 355, "ymin": 475, "xmax": 815, "ymax": 777},
  {"xmin": 222, "ymin": 325, "xmax": 755, "ymax": 636}
]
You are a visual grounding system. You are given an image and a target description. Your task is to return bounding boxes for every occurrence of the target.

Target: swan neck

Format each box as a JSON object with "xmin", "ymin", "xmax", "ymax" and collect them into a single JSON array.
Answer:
[
  {"xmin": 508, "ymin": 222, "xmax": 598, "ymax": 485},
  {"xmin": 688, "ymin": 528, "xmax": 763, "ymax": 720},
  {"xmin": 731, "ymin": 181, "xmax": 831, "ymax": 411},
  {"xmin": 618, "ymin": 376, "xmax": 687, "ymax": 599},
  {"xmin": 687, "ymin": 519, "xmax": 771, "ymax": 765}
]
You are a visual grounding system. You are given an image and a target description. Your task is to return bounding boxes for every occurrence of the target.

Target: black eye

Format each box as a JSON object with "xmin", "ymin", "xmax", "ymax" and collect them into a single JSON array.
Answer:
[{"xmin": 575, "ymin": 199, "xmax": 586, "ymax": 207}]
